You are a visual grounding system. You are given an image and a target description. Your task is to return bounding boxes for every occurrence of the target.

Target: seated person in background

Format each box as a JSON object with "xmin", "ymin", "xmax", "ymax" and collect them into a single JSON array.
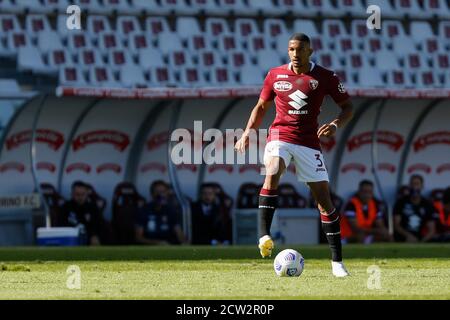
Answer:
[
  {"xmin": 59, "ymin": 181, "xmax": 101, "ymax": 245},
  {"xmin": 135, "ymin": 180, "xmax": 186, "ymax": 245},
  {"xmin": 191, "ymin": 185, "xmax": 225, "ymax": 245},
  {"xmin": 341, "ymin": 180, "xmax": 391, "ymax": 244},
  {"xmin": 393, "ymin": 174, "xmax": 437, "ymax": 242},
  {"xmin": 432, "ymin": 187, "xmax": 450, "ymax": 242}
]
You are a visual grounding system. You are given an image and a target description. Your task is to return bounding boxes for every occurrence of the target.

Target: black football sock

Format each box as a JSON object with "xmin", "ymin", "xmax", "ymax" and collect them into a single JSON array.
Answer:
[
  {"xmin": 258, "ymin": 188, "xmax": 278, "ymax": 239},
  {"xmin": 320, "ymin": 208, "xmax": 343, "ymax": 262}
]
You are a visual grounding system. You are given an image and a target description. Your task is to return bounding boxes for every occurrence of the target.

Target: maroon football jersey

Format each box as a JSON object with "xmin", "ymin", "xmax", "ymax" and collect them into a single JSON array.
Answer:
[{"xmin": 260, "ymin": 62, "xmax": 350, "ymax": 151}]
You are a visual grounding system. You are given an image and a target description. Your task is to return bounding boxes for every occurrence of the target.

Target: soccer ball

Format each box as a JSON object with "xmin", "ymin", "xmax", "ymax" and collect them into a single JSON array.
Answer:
[{"xmin": 273, "ymin": 249, "xmax": 304, "ymax": 277}]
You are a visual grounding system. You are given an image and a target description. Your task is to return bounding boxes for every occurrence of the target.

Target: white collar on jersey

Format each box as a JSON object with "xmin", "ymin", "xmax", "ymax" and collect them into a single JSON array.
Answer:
[{"xmin": 288, "ymin": 61, "xmax": 315, "ymax": 73}]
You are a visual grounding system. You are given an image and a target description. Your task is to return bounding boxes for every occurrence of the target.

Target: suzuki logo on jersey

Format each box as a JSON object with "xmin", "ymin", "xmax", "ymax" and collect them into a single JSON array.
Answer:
[
  {"xmin": 288, "ymin": 90, "xmax": 308, "ymax": 115},
  {"xmin": 274, "ymin": 81, "xmax": 293, "ymax": 92}
]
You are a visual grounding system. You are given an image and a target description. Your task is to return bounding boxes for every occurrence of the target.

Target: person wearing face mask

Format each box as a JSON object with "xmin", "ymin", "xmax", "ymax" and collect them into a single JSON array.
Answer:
[
  {"xmin": 393, "ymin": 175, "xmax": 437, "ymax": 242},
  {"xmin": 340, "ymin": 180, "xmax": 391, "ymax": 244},
  {"xmin": 135, "ymin": 180, "xmax": 187, "ymax": 245},
  {"xmin": 59, "ymin": 181, "xmax": 102, "ymax": 245}
]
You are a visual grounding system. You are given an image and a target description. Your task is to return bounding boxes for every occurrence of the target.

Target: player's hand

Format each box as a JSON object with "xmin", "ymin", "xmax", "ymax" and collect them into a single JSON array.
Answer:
[
  {"xmin": 234, "ymin": 134, "xmax": 249, "ymax": 153},
  {"xmin": 317, "ymin": 123, "xmax": 337, "ymax": 138}
]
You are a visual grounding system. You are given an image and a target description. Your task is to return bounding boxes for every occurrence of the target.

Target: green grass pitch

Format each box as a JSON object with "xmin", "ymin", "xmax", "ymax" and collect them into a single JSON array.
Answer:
[{"xmin": 0, "ymin": 244, "xmax": 449, "ymax": 299}]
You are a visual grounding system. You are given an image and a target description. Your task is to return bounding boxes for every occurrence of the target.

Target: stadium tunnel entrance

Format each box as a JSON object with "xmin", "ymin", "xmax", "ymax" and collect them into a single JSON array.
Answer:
[{"xmin": 0, "ymin": 91, "xmax": 448, "ymax": 245}]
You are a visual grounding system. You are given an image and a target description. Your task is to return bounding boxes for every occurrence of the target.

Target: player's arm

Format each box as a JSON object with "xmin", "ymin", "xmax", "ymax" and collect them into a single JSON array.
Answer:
[
  {"xmin": 318, "ymin": 99, "xmax": 354, "ymax": 138},
  {"xmin": 135, "ymin": 226, "xmax": 169, "ymax": 245},
  {"xmin": 235, "ymin": 98, "xmax": 272, "ymax": 153},
  {"xmin": 393, "ymin": 215, "xmax": 418, "ymax": 242},
  {"xmin": 421, "ymin": 220, "xmax": 436, "ymax": 242}
]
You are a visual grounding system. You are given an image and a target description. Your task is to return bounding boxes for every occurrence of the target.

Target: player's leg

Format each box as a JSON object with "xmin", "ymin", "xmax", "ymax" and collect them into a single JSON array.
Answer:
[
  {"xmin": 258, "ymin": 141, "xmax": 291, "ymax": 258},
  {"xmin": 307, "ymin": 181, "xmax": 349, "ymax": 277}
]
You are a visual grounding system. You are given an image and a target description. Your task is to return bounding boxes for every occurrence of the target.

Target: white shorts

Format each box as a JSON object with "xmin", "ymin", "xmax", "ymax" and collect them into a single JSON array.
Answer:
[{"xmin": 263, "ymin": 140, "xmax": 329, "ymax": 182}]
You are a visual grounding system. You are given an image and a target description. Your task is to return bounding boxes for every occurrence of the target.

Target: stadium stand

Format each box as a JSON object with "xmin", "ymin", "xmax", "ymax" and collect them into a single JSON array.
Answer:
[{"xmin": 0, "ymin": 0, "xmax": 448, "ymax": 89}]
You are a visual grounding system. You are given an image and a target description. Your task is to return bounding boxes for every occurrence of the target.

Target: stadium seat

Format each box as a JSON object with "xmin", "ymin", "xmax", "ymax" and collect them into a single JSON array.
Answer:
[
  {"xmin": 323, "ymin": 19, "xmax": 348, "ymax": 39},
  {"xmin": 132, "ymin": 0, "xmax": 171, "ymax": 15},
  {"xmin": 209, "ymin": 67, "xmax": 234, "ymax": 86},
  {"xmin": 357, "ymin": 67, "xmax": 384, "ymax": 87},
  {"xmin": 344, "ymin": 52, "xmax": 370, "ymax": 69},
  {"xmin": 245, "ymin": 35, "xmax": 270, "ymax": 54},
  {"xmin": 205, "ymin": 18, "xmax": 232, "ymax": 36},
  {"xmin": 236, "ymin": 183, "xmax": 260, "ymax": 209},
  {"xmin": 392, "ymin": 36, "xmax": 418, "ymax": 56},
  {"xmin": 37, "ymin": 31, "xmax": 64, "ymax": 54},
  {"xmin": 225, "ymin": 50, "xmax": 250, "ymax": 70},
  {"xmin": 263, "ymin": 19, "xmax": 288, "ymax": 39},
  {"xmin": 403, "ymin": 53, "xmax": 428, "ymax": 72},
  {"xmin": 275, "ymin": 0, "xmax": 308, "ymax": 16},
  {"xmin": 256, "ymin": 50, "xmax": 282, "ymax": 70},
  {"xmin": 75, "ymin": 0, "xmax": 108, "ymax": 14},
  {"xmin": 0, "ymin": 79, "xmax": 20, "ymax": 93},
  {"xmin": 87, "ymin": 15, "xmax": 112, "ymax": 34},
  {"xmin": 25, "ymin": 14, "xmax": 52, "ymax": 39},
  {"xmin": 159, "ymin": 0, "xmax": 199, "ymax": 15},
  {"xmin": 238, "ymin": 64, "xmax": 264, "ymax": 86},
  {"xmin": 438, "ymin": 21, "xmax": 450, "ymax": 43},
  {"xmin": 128, "ymin": 32, "xmax": 151, "ymax": 53},
  {"xmin": 216, "ymin": 0, "xmax": 252, "ymax": 16},
  {"xmin": 116, "ymin": 16, "xmax": 141, "ymax": 39},
  {"xmin": 17, "ymin": 46, "xmax": 48, "ymax": 74},
  {"xmin": 0, "ymin": 14, "xmax": 22, "ymax": 35},
  {"xmin": 216, "ymin": 34, "xmax": 245, "ymax": 52},
  {"xmin": 167, "ymin": 51, "xmax": 194, "ymax": 67},
  {"xmin": 374, "ymin": 50, "xmax": 400, "ymax": 72},
  {"xmin": 333, "ymin": 36, "xmax": 357, "ymax": 53},
  {"xmin": 235, "ymin": 18, "xmax": 260, "ymax": 38},
  {"xmin": 275, "ymin": 33, "xmax": 291, "ymax": 55},
  {"xmin": 4, "ymin": 32, "xmax": 31, "ymax": 57},
  {"xmin": 350, "ymin": 19, "xmax": 370, "ymax": 39},
  {"xmin": 59, "ymin": 66, "xmax": 87, "ymax": 86},
  {"xmin": 156, "ymin": 32, "xmax": 183, "ymax": 56},
  {"xmin": 415, "ymin": 71, "xmax": 440, "ymax": 87},
  {"xmin": 315, "ymin": 52, "xmax": 341, "ymax": 69},
  {"xmin": 278, "ymin": 184, "xmax": 307, "ymax": 208},
  {"xmin": 103, "ymin": 0, "xmax": 140, "ymax": 15},
  {"xmin": 111, "ymin": 182, "xmax": 146, "ymax": 245},
  {"xmin": 98, "ymin": 32, "xmax": 124, "ymax": 53},
  {"xmin": 119, "ymin": 64, "xmax": 147, "ymax": 88},
  {"xmin": 77, "ymin": 49, "xmax": 105, "ymax": 68},
  {"xmin": 386, "ymin": 70, "xmax": 413, "ymax": 88},
  {"xmin": 40, "ymin": 183, "xmax": 66, "ymax": 227},
  {"xmin": 432, "ymin": 53, "xmax": 450, "ymax": 70},
  {"xmin": 145, "ymin": 17, "xmax": 171, "ymax": 36},
  {"xmin": 175, "ymin": 17, "xmax": 202, "ymax": 40},
  {"xmin": 88, "ymin": 66, "xmax": 118, "ymax": 87},
  {"xmin": 179, "ymin": 67, "xmax": 207, "ymax": 87},
  {"xmin": 334, "ymin": 0, "xmax": 366, "ymax": 17},
  {"xmin": 246, "ymin": 0, "xmax": 285, "ymax": 16},
  {"xmin": 138, "ymin": 48, "xmax": 165, "ymax": 69},
  {"xmin": 393, "ymin": 0, "xmax": 431, "ymax": 19},
  {"xmin": 0, "ymin": 0, "xmax": 24, "ymax": 13},
  {"xmin": 423, "ymin": 0, "xmax": 450, "ymax": 19},
  {"xmin": 293, "ymin": 19, "xmax": 319, "ymax": 37},
  {"xmin": 107, "ymin": 50, "xmax": 135, "ymax": 71},
  {"xmin": 189, "ymin": 0, "xmax": 224, "ymax": 15},
  {"xmin": 410, "ymin": 21, "xmax": 435, "ymax": 46},
  {"xmin": 421, "ymin": 38, "xmax": 444, "ymax": 54},
  {"xmin": 366, "ymin": 0, "xmax": 402, "ymax": 18},
  {"xmin": 148, "ymin": 66, "xmax": 176, "ymax": 87},
  {"xmin": 196, "ymin": 50, "xmax": 223, "ymax": 68},
  {"xmin": 381, "ymin": 20, "xmax": 406, "ymax": 41},
  {"xmin": 362, "ymin": 37, "xmax": 388, "ymax": 57},
  {"xmin": 186, "ymin": 34, "xmax": 214, "ymax": 52},
  {"xmin": 47, "ymin": 49, "xmax": 73, "ymax": 73},
  {"xmin": 304, "ymin": 0, "xmax": 341, "ymax": 17},
  {"xmin": 67, "ymin": 32, "xmax": 93, "ymax": 51}
]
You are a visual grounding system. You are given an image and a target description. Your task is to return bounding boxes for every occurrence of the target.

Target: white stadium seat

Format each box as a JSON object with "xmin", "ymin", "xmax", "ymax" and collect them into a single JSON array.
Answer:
[
  {"xmin": 366, "ymin": 0, "xmax": 402, "ymax": 18},
  {"xmin": 47, "ymin": 49, "xmax": 73, "ymax": 72},
  {"xmin": 0, "ymin": 79, "xmax": 20, "ymax": 93},
  {"xmin": 17, "ymin": 46, "xmax": 48, "ymax": 74},
  {"xmin": 385, "ymin": 70, "xmax": 413, "ymax": 88},
  {"xmin": 415, "ymin": 71, "xmax": 440, "ymax": 87},
  {"xmin": 190, "ymin": 0, "xmax": 224, "ymax": 16},
  {"xmin": 410, "ymin": 22, "xmax": 435, "ymax": 45},
  {"xmin": 107, "ymin": 50, "xmax": 135, "ymax": 71},
  {"xmin": 25, "ymin": 14, "xmax": 52, "ymax": 37},
  {"xmin": 186, "ymin": 34, "xmax": 214, "ymax": 52},
  {"xmin": 176, "ymin": 17, "xmax": 202, "ymax": 40},
  {"xmin": 293, "ymin": 19, "xmax": 319, "ymax": 37},
  {"xmin": 381, "ymin": 21, "xmax": 406, "ymax": 42},
  {"xmin": 238, "ymin": 65, "xmax": 264, "ymax": 86},
  {"xmin": 197, "ymin": 50, "xmax": 223, "ymax": 68},
  {"xmin": 246, "ymin": 0, "xmax": 285, "ymax": 16},
  {"xmin": 403, "ymin": 53, "xmax": 428, "ymax": 72},
  {"xmin": 344, "ymin": 52, "xmax": 370, "ymax": 69},
  {"xmin": 73, "ymin": 0, "xmax": 108, "ymax": 15},
  {"xmin": 216, "ymin": 0, "xmax": 252, "ymax": 16},
  {"xmin": 350, "ymin": 19, "xmax": 370, "ymax": 39},
  {"xmin": 216, "ymin": 34, "xmax": 245, "ymax": 52},
  {"xmin": 0, "ymin": 14, "xmax": 22, "ymax": 35},
  {"xmin": 149, "ymin": 66, "xmax": 176, "ymax": 87},
  {"xmin": 0, "ymin": 0, "xmax": 24, "ymax": 13},
  {"xmin": 131, "ymin": 0, "xmax": 171, "ymax": 15},
  {"xmin": 103, "ymin": 0, "xmax": 140, "ymax": 15},
  {"xmin": 77, "ymin": 49, "xmax": 105, "ymax": 68},
  {"xmin": 421, "ymin": 38, "xmax": 445, "ymax": 54},
  {"xmin": 59, "ymin": 67, "xmax": 87, "ymax": 86},
  {"xmin": 323, "ymin": 19, "xmax": 348, "ymax": 39},
  {"xmin": 225, "ymin": 50, "xmax": 251, "ymax": 70},
  {"xmin": 119, "ymin": 64, "xmax": 147, "ymax": 88},
  {"xmin": 392, "ymin": 36, "xmax": 418, "ymax": 56},
  {"xmin": 256, "ymin": 50, "xmax": 282, "ymax": 70},
  {"xmin": 98, "ymin": 32, "xmax": 124, "ymax": 53},
  {"xmin": 263, "ymin": 19, "xmax": 288, "ymax": 39},
  {"xmin": 37, "ymin": 31, "xmax": 64, "ymax": 56},
  {"xmin": 332, "ymin": 36, "xmax": 357, "ymax": 54},
  {"xmin": 361, "ymin": 37, "xmax": 388, "ymax": 57},
  {"xmin": 128, "ymin": 32, "xmax": 152, "ymax": 53},
  {"xmin": 335, "ymin": 0, "xmax": 366, "ymax": 18},
  {"xmin": 275, "ymin": 33, "xmax": 291, "ymax": 55},
  {"xmin": 315, "ymin": 52, "xmax": 342, "ymax": 70},
  {"xmin": 357, "ymin": 67, "xmax": 384, "ymax": 87},
  {"xmin": 5, "ymin": 32, "xmax": 32, "ymax": 56},
  {"xmin": 67, "ymin": 32, "xmax": 93, "ymax": 51},
  {"xmin": 438, "ymin": 21, "xmax": 450, "ymax": 44},
  {"xmin": 432, "ymin": 53, "xmax": 450, "ymax": 71},
  {"xmin": 373, "ymin": 50, "xmax": 400, "ymax": 72},
  {"xmin": 167, "ymin": 51, "xmax": 195, "ymax": 68},
  {"xmin": 159, "ymin": 0, "xmax": 199, "ymax": 15},
  {"xmin": 88, "ymin": 66, "xmax": 118, "ymax": 87},
  {"xmin": 138, "ymin": 48, "xmax": 165, "ymax": 69},
  {"xmin": 393, "ymin": 0, "xmax": 431, "ymax": 19},
  {"xmin": 156, "ymin": 32, "xmax": 184, "ymax": 56},
  {"xmin": 245, "ymin": 35, "xmax": 270, "ymax": 54},
  {"xmin": 209, "ymin": 67, "xmax": 234, "ymax": 86},
  {"xmin": 304, "ymin": 0, "xmax": 340, "ymax": 18}
]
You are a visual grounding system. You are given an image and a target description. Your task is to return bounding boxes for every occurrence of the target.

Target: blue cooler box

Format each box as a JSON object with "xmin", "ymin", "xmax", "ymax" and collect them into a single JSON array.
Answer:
[{"xmin": 37, "ymin": 227, "xmax": 81, "ymax": 246}]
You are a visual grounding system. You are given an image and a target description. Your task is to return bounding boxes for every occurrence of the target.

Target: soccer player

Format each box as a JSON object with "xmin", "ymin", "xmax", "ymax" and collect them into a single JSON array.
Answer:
[{"xmin": 235, "ymin": 33, "xmax": 354, "ymax": 277}]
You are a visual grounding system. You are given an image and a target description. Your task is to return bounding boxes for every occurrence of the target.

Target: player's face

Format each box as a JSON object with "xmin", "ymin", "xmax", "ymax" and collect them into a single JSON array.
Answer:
[
  {"xmin": 72, "ymin": 186, "xmax": 88, "ymax": 205},
  {"xmin": 358, "ymin": 184, "xmax": 373, "ymax": 203},
  {"xmin": 288, "ymin": 40, "xmax": 313, "ymax": 69}
]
